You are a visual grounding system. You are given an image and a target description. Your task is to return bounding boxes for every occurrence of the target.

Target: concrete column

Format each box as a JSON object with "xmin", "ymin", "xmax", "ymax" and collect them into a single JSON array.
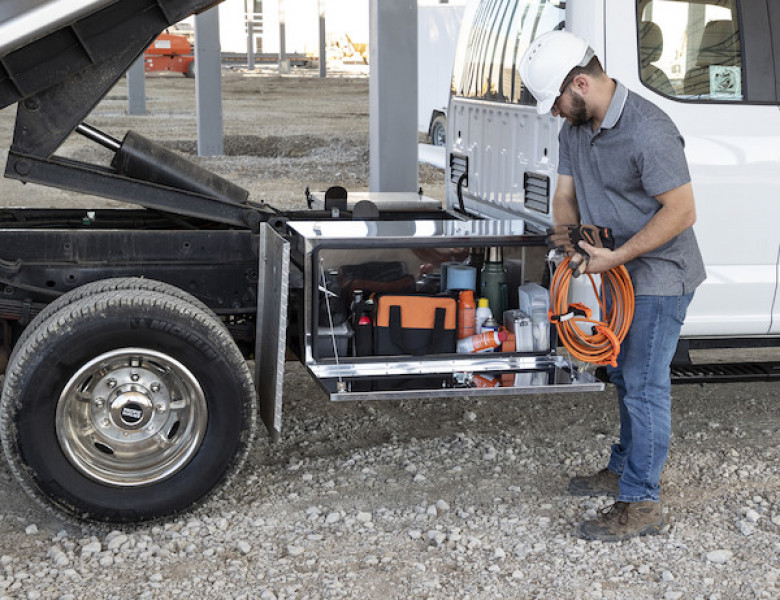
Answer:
[
  {"xmin": 369, "ymin": 0, "xmax": 418, "ymax": 192},
  {"xmin": 126, "ymin": 56, "xmax": 146, "ymax": 115},
  {"xmin": 194, "ymin": 7, "xmax": 224, "ymax": 156},
  {"xmin": 246, "ymin": 1, "xmax": 255, "ymax": 70},
  {"xmin": 278, "ymin": 1, "xmax": 290, "ymax": 74},
  {"xmin": 319, "ymin": 0, "xmax": 326, "ymax": 78}
]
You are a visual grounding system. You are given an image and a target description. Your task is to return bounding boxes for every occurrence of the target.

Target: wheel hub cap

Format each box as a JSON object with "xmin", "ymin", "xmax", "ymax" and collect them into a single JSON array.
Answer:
[
  {"xmin": 112, "ymin": 391, "xmax": 153, "ymax": 429},
  {"xmin": 56, "ymin": 348, "xmax": 207, "ymax": 487}
]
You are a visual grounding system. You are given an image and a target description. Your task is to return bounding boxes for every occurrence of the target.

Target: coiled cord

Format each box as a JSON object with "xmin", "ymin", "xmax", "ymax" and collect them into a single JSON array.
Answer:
[{"xmin": 548, "ymin": 257, "xmax": 634, "ymax": 367}]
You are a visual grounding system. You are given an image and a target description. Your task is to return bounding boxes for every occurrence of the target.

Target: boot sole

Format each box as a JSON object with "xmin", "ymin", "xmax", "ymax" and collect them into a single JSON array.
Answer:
[{"xmin": 578, "ymin": 519, "xmax": 664, "ymax": 542}]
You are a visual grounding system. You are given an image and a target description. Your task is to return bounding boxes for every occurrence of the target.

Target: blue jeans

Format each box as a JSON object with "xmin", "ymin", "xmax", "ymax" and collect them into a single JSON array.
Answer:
[{"xmin": 605, "ymin": 293, "xmax": 694, "ymax": 502}]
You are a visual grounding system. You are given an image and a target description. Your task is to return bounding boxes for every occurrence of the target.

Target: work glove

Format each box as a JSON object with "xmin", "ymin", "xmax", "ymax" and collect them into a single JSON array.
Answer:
[
  {"xmin": 567, "ymin": 251, "xmax": 589, "ymax": 278},
  {"xmin": 546, "ymin": 224, "xmax": 615, "ymax": 277},
  {"xmin": 546, "ymin": 224, "xmax": 615, "ymax": 253}
]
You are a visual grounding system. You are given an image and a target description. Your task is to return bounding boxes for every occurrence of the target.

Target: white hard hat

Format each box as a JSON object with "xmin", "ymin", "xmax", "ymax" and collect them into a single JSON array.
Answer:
[{"xmin": 518, "ymin": 31, "xmax": 595, "ymax": 115}]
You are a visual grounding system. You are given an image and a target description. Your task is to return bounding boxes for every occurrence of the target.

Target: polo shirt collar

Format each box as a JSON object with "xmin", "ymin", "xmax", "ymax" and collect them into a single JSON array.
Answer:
[{"xmin": 600, "ymin": 80, "xmax": 628, "ymax": 130}]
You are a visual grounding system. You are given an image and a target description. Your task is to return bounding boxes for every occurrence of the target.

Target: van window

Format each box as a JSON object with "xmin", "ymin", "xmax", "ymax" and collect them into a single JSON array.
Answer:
[
  {"xmin": 451, "ymin": 0, "xmax": 565, "ymax": 105},
  {"xmin": 637, "ymin": 0, "xmax": 743, "ymax": 101}
]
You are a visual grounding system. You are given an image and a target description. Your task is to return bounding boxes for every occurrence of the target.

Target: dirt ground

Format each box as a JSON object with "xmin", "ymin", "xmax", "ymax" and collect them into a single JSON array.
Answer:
[{"xmin": 0, "ymin": 68, "xmax": 444, "ymax": 211}]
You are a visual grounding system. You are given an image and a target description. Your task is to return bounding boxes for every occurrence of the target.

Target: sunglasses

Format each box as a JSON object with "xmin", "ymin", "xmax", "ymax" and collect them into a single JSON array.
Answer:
[{"xmin": 552, "ymin": 73, "xmax": 576, "ymax": 112}]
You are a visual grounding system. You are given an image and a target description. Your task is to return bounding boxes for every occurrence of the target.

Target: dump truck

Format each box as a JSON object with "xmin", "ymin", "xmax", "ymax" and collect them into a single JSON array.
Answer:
[{"xmin": 0, "ymin": 0, "xmax": 776, "ymax": 525}]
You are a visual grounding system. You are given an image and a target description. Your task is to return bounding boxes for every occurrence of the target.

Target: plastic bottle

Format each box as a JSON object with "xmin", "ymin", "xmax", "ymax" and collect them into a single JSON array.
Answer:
[
  {"xmin": 351, "ymin": 289, "xmax": 363, "ymax": 312},
  {"xmin": 475, "ymin": 297, "xmax": 492, "ymax": 334},
  {"xmin": 354, "ymin": 314, "xmax": 373, "ymax": 356},
  {"xmin": 456, "ymin": 330, "xmax": 507, "ymax": 353},
  {"xmin": 457, "ymin": 290, "xmax": 476, "ymax": 339}
]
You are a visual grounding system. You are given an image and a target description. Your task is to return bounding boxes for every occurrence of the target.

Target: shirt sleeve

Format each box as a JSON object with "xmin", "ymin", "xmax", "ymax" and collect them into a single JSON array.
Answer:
[
  {"xmin": 557, "ymin": 123, "xmax": 573, "ymax": 177},
  {"xmin": 637, "ymin": 115, "xmax": 691, "ymax": 197}
]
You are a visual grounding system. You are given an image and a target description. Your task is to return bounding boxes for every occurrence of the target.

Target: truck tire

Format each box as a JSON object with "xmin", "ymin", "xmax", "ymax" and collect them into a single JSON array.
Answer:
[
  {"xmin": 0, "ymin": 289, "xmax": 257, "ymax": 523},
  {"xmin": 14, "ymin": 277, "xmax": 222, "ymax": 357},
  {"xmin": 185, "ymin": 61, "xmax": 195, "ymax": 78},
  {"xmin": 429, "ymin": 114, "xmax": 447, "ymax": 147}
]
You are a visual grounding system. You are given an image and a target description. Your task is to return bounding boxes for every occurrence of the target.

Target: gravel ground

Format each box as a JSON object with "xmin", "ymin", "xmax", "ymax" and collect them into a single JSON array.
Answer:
[
  {"xmin": 0, "ymin": 368, "xmax": 777, "ymax": 600},
  {"xmin": 0, "ymin": 70, "xmax": 778, "ymax": 599}
]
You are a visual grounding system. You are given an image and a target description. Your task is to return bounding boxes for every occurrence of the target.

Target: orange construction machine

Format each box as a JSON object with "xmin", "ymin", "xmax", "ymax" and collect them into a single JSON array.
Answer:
[{"xmin": 144, "ymin": 32, "xmax": 195, "ymax": 77}]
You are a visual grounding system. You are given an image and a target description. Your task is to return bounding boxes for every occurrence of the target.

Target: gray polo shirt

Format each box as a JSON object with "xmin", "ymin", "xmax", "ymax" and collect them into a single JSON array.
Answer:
[{"xmin": 557, "ymin": 81, "xmax": 706, "ymax": 296}]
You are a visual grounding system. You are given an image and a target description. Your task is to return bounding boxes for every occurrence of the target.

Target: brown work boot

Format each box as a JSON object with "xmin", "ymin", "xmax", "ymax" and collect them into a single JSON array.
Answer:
[
  {"xmin": 578, "ymin": 500, "xmax": 664, "ymax": 542},
  {"xmin": 568, "ymin": 468, "xmax": 620, "ymax": 496}
]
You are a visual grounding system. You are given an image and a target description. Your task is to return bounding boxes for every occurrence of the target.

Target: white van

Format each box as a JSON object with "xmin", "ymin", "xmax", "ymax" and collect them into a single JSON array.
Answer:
[
  {"xmin": 418, "ymin": 3, "xmax": 464, "ymax": 146},
  {"xmin": 446, "ymin": 0, "xmax": 780, "ymax": 348}
]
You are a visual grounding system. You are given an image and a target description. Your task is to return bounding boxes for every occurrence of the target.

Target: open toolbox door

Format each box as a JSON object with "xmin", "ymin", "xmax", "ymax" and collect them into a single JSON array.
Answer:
[{"xmin": 255, "ymin": 224, "xmax": 290, "ymax": 442}]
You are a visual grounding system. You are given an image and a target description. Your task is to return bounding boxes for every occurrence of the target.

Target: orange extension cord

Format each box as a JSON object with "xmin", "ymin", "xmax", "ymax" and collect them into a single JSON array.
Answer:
[{"xmin": 548, "ymin": 257, "xmax": 635, "ymax": 368}]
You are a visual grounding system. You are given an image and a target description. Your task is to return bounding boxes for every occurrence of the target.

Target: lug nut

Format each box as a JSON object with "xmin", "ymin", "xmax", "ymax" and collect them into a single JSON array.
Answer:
[
  {"xmin": 94, "ymin": 398, "xmax": 105, "ymax": 408},
  {"xmin": 107, "ymin": 379, "xmax": 117, "ymax": 388},
  {"xmin": 156, "ymin": 403, "xmax": 166, "ymax": 413},
  {"xmin": 130, "ymin": 373, "xmax": 140, "ymax": 382},
  {"xmin": 150, "ymin": 383, "xmax": 161, "ymax": 393}
]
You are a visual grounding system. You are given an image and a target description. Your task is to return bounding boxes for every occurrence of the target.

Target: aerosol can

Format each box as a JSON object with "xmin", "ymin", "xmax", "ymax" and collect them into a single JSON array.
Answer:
[
  {"xmin": 479, "ymin": 316, "xmax": 500, "ymax": 352},
  {"xmin": 457, "ymin": 330, "xmax": 507, "ymax": 353}
]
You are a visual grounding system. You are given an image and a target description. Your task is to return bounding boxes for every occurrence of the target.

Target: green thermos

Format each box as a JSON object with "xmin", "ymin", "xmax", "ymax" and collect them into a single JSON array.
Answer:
[{"xmin": 480, "ymin": 247, "xmax": 507, "ymax": 320}]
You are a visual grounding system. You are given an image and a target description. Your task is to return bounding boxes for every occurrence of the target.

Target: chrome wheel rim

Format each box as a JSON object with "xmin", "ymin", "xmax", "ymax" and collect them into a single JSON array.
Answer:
[{"xmin": 56, "ymin": 348, "xmax": 207, "ymax": 487}]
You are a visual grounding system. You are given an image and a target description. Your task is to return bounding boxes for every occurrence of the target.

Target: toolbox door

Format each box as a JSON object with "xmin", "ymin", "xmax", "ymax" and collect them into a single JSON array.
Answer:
[{"xmin": 254, "ymin": 223, "xmax": 290, "ymax": 441}]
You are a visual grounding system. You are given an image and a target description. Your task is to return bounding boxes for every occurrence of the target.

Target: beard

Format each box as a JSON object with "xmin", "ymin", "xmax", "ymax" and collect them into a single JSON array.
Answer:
[{"xmin": 567, "ymin": 92, "xmax": 590, "ymax": 127}]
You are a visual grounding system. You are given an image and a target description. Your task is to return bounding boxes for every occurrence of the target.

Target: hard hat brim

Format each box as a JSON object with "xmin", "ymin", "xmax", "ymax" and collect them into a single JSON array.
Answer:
[{"xmin": 536, "ymin": 95, "xmax": 555, "ymax": 115}]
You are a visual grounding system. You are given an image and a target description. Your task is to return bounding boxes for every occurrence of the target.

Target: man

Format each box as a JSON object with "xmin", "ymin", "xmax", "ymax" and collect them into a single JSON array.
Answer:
[{"xmin": 518, "ymin": 31, "xmax": 706, "ymax": 541}]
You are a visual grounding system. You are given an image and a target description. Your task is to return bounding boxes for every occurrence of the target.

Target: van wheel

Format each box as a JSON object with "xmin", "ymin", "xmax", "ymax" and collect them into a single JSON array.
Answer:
[
  {"xmin": 0, "ymin": 289, "xmax": 256, "ymax": 523},
  {"xmin": 429, "ymin": 115, "xmax": 447, "ymax": 147}
]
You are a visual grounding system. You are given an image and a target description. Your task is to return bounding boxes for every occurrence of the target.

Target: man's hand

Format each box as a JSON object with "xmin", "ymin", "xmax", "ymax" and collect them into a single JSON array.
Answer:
[
  {"xmin": 546, "ymin": 224, "xmax": 579, "ymax": 253},
  {"xmin": 547, "ymin": 224, "xmax": 617, "ymax": 277},
  {"xmin": 546, "ymin": 224, "xmax": 615, "ymax": 253},
  {"xmin": 575, "ymin": 241, "xmax": 623, "ymax": 276},
  {"xmin": 567, "ymin": 250, "xmax": 589, "ymax": 277}
]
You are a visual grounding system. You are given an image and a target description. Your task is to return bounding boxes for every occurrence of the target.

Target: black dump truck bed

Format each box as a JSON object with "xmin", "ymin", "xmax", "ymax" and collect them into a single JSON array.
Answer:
[
  {"xmin": 0, "ymin": 0, "xmax": 215, "ymax": 112},
  {"xmin": 0, "ymin": 0, "xmax": 263, "ymax": 227}
]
